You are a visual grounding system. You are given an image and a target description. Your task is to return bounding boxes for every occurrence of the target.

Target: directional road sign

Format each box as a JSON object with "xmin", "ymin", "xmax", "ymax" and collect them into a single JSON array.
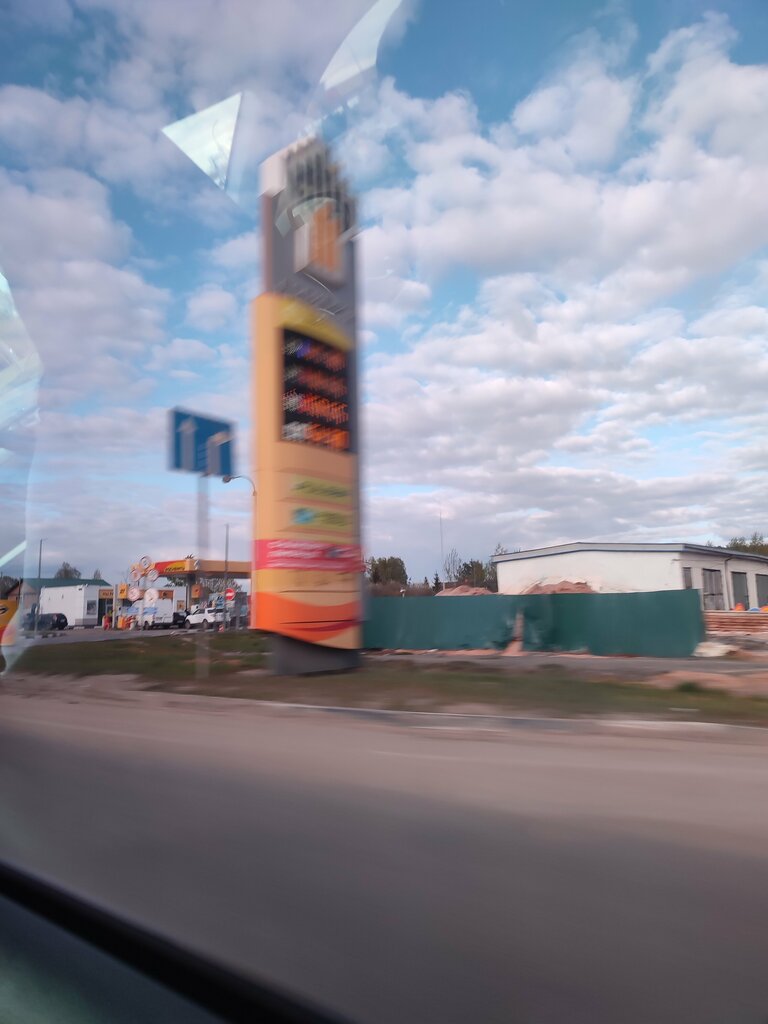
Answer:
[{"xmin": 169, "ymin": 408, "xmax": 235, "ymax": 477}]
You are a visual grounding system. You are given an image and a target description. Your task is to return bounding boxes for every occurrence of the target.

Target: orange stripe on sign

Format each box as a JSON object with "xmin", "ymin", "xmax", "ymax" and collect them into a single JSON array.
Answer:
[{"xmin": 255, "ymin": 592, "xmax": 360, "ymax": 646}]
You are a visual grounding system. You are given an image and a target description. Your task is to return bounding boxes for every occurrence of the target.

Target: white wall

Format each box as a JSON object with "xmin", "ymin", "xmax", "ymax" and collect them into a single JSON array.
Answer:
[
  {"xmin": 496, "ymin": 550, "xmax": 681, "ymax": 596},
  {"xmin": 39, "ymin": 585, "xmax": 101, "ymax": 626},
  {"xmin": 497, "ymin": 548, "xmax": 768, "ymax": 610}
]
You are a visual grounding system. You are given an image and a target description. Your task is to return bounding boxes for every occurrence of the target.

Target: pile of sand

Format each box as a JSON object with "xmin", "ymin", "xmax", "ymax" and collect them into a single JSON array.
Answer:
[
  {"xmin": 436, "ymin": 585, "xmax": 494, "ymax": 596},
  {"xmin": 522, "ymin": 580, "xmax": 596, "ymax": 595}
]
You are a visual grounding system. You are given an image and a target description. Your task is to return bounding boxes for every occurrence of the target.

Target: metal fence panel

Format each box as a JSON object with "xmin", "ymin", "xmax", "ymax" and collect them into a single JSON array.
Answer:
[{"xmin": 363, "ymin": 590, "xmax": 703, "ymax": 658}]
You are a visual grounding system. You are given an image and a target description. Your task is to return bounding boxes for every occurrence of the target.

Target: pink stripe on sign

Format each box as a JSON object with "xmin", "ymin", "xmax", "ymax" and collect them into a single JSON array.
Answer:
[{"xmin": 254, "ymin": 540, "xmax": 363, "ymax": 572}]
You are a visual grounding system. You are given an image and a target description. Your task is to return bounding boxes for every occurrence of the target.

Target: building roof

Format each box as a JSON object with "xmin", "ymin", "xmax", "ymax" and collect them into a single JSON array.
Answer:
[
  {"xmin": 491, "ymin": 542, "xmax": 768, "ymax": 566},
  {"xmin": 20, "ymin": 577, "xmax": 112, "ymax": 589}
]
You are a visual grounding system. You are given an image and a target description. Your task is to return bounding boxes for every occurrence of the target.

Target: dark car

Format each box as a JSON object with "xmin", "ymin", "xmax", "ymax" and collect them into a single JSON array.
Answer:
[{"xmin": 23, "ymin": 611, "xmax": 68, "ymax": 631}]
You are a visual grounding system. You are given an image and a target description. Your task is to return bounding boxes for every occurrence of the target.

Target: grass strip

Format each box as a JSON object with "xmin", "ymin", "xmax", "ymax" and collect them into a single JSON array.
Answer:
[
  {"xmin": 147, "ymin": 661, "xmax": 768, "ymax": 726},
  {"xmin": 8, "ymin": 640, "xmax": 768, "ymax": 725},
  {"xmin": 8, "ymin": 631, "xmax": 266, "ymax": 680}
]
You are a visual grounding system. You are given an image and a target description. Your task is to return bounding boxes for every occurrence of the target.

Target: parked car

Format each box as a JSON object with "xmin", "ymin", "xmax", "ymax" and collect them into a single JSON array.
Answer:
[
  {"xmin": 184, "ymin": 604, "xmax": 225, "ymax": 630},
  {"xmin": 23, "ymin": 611, "xmax": 68, "ymax": 631}
]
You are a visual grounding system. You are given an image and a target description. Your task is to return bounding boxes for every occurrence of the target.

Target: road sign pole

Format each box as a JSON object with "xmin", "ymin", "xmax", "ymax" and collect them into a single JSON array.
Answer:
[
  {"xmin": 197, "ymin": 473, "xmax": 209, "ymax": 563},
  {"xmin": 196, "ymin": 473, "xmax": 210, "ymax": 678}
]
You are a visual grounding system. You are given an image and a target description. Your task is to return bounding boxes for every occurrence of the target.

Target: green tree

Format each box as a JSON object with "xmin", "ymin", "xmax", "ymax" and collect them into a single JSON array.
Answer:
[
  {"xmin": 202, "ymin": 577, "xmax": 242, "ymax": 594},
  {"xmin": 727, "ymin": 532, "xmax": 768, "ymax": 555},
  {"xmin": 432, "ymin": 572, "xmax": 442, "ymax": 593},
  {"xmin": 367, "ymin": 556, "xmax": 408, "ymax": 586},
  {"xmin": 54, "ymin": 562, "xmax": 81, "ymax": 580},
  {"xmin": 459, "ymin": 559, "xmax": 486, "ymax": 586},
  {"xmin": 365, "ymin": 556, "xmax": 382, "ymax": 584}
]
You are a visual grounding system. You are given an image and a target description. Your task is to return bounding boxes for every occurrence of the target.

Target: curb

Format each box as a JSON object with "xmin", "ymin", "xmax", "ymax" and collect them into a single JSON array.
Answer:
[{"xmin": 248, "ymin": 700, "xmax": 768, "ymax": 740}]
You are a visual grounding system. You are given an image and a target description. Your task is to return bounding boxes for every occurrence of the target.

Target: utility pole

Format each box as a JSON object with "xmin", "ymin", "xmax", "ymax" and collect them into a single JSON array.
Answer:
[
  {"xmin": 223, "ymin": 474, "xmax": 257, "ymax": 630},
  {"xmin": 224, "ymin": 522, "xmax": 229, "ymax": 631},
  {"xmin": 439, "ymin": 510, "xmax": 445, "ymax": 591},
  {"xmin": 196, "ymin": 473, "xmax": 209, "ymax": 679},
  {"xmin": 34, "ymin": 538, "xmax": 44, "ymax": 635}
]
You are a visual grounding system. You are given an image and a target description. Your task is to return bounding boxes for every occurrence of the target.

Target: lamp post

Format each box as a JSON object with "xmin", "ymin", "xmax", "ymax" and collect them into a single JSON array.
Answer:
[
  {"xmin": 223, "ymin": 475, "xmax": 257, "ymax": 630},
  {"xmin": 223, "ymin": 522, "xmax": 229, "ymax": 631},
  {"xmin": 34, "ymin": 537, "xmax": 45, "ymax": 636},
  {"xmin": 222, "ymin": 474, "xmax": 256, "ymax": 496}
]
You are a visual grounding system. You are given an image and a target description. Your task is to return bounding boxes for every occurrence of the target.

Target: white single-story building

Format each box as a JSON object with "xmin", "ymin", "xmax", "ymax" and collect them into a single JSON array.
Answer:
[
  {"xmin": 34, "ymin": 578, "xmax": 113, "ymax": 626},
  {"xmin": 492, "ymin": 542, "xmax": 768, "ymax": 611}
]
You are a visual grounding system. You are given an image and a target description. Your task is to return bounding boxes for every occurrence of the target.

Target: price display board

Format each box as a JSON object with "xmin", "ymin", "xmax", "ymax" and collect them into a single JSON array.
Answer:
[{"xmin": 282, "ymin": 329, "xmax": 350, "ymax": 452}]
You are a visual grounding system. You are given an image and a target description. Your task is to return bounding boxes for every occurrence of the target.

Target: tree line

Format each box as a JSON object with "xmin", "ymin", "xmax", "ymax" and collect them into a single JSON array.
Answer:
[{"xmin": 366, "ymin": 543, "xmax": 511, "ymax": 595}]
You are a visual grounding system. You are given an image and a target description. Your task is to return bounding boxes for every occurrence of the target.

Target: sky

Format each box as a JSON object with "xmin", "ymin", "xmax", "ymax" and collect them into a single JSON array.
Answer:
[{"xmin": 1, "ymin": 0, "xmax": 768, "ymax": 585}]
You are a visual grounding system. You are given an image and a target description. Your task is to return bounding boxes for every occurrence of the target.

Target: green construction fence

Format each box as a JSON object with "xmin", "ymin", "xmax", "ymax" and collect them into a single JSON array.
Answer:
[{"xmin": 363, "ymin": 590, "xmax": 703, "ymax": 658}]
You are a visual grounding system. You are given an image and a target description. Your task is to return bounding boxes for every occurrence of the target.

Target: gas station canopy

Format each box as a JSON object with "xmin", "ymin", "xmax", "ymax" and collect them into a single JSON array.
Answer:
[{"xmin": 154, "ymin": 558, "xmax": 251, "ymax": 580}]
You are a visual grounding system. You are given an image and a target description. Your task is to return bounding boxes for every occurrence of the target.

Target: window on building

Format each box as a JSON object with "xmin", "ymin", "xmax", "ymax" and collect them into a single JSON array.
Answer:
[
  {"xmin": 701, "ymin": 568, "xmax": 724, "ymax": 611},
  {"xmin": 86, "ymin": 600, "xmax": 97, "ymax": 615},
  {"xmin": 757, "ymin": 574, "xmax": 768, "ymax": 607},
  {"xmin": 731, "ymin": 572, "xmax": 749, "ymax": 609},
  {"xmin": 682, "ymin": 567, "xmax": 693, "ymax": 589}
]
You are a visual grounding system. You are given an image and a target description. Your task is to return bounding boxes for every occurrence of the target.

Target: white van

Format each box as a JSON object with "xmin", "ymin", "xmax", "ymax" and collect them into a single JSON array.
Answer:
[{"xmin": 132, "ymin": 598, "xmax": 177, "ymax": 629}]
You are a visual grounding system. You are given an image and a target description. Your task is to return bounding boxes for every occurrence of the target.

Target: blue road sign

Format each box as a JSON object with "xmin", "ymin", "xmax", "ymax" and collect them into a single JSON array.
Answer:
[{"xmin": 169, "ymin": 408, "xmax": 235, "ymax": 476}]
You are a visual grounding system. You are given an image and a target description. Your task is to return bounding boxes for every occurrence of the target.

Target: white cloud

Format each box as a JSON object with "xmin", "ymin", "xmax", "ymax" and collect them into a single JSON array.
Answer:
[
  {"xmin": 512, "ymin": 53, "xmax": 637, "ymax": 166},
  {"xmin": 362, "ymin": 463, "xmax": 760, "ymax": 579},
  {"xmin": 641, "ymin": 13, "xmax": 768, "ymax": 170},
  {"xmin": 0, "ymin": 168, "xmax": 129, "ymax": 270},
  {"xmin": 7, "ymin": 0, "xmax": 73, "ymax": 29},
  {"xmin": 349, "ymin": 16, "xmax": 768, "ymax": 328},
  {"xmin": 147, "ymin": 336, "xmax": 218, "ymax": 370},
  {"xmin": 0, "ymin": 87, "xmax": 180, "ymax": 196},
  {"xmin": 74, "ymin": 0, "xmax": 372, "ymax": 108},
  {"xmin": 0, "ymin": 168, "xmax": 169, "ymax": 408},
  {"xmin": 185, "ymin": 285, "xmax": 237, "ymax": 331},
  {"xmin": 210, "ymin": 231, "xmax": 259, "ymax": 271},
  {"xmin": 690, "ymin": 306, "xmax": 768, "ymax": 337}
]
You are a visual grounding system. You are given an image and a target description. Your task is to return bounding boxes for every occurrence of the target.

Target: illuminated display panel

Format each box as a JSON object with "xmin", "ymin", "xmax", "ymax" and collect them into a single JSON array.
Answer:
[{"xmin": 282, "ymin": 328, "xmax": 350, "ymax": 452}]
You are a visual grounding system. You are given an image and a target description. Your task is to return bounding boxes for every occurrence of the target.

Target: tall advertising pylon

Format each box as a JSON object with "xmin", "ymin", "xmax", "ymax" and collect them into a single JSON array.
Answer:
[{"xmin": 253, "ymin": 138, "xmax": 361, "ymax": 674}]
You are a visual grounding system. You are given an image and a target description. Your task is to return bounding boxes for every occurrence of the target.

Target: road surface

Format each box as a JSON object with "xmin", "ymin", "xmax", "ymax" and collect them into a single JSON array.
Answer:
[{"xmin": 1, "ymin": 689, "xmax": 768, "ymax": 1023}]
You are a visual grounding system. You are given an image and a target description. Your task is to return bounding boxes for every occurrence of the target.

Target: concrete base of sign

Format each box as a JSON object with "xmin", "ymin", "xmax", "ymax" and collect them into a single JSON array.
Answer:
[{"xmin": 268, "ymin": 635, "xmax": 360, "ymax": 675}]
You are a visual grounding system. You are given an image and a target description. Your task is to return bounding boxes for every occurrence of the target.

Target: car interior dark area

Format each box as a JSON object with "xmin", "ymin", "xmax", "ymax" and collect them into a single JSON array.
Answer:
[{"xmin": 0, "ymin": 861, "xmax": 353, "ymax": 1024}]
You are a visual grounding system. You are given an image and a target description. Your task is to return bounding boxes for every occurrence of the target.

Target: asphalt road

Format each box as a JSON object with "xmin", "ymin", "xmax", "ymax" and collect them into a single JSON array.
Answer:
[{"xmin": 2, "ymin": 693, "xmax": 768, "ymax": 1024}]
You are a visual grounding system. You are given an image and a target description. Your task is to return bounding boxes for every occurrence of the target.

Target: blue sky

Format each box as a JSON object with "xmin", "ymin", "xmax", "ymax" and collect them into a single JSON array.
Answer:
[{"xmin": 1, "ymin": 0, "xmax": 768, "ymax": 585}]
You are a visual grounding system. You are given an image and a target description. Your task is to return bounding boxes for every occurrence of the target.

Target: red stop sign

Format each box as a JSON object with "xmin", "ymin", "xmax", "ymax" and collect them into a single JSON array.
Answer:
[{"xmin": 225, "ymin": 587, "xmax": 236, "ymax": 602}]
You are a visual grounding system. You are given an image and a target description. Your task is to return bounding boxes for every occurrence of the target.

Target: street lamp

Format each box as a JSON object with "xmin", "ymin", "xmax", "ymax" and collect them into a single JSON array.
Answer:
[
  {"xmin": 34, "ymin": 537, "xmax": 45, "ymax": 636},
  {"xmin": 222, "ymin": 475, "xmax": 257, "ymax": 630},
  {"xmin": 222, "ymin": 474, "xmax": 256, "ymax": 496}
]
